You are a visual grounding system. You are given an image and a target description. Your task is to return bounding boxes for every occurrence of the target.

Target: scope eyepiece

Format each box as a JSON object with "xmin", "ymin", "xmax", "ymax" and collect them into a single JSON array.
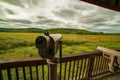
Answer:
[
  {"xmin": 35, "ymin": 33, "xmax": 62, "ymax": 59},
  {"xmin": 36, "ymin": 37, "xmax": 43, "ymax": 44}
]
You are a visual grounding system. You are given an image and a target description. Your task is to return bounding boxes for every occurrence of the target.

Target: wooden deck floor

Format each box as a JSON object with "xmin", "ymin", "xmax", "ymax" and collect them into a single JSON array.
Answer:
[
  {"xmin": 104, "ymin": 73, "xmax": 120, "ymax": 80},
  {"xmin": 92, "ymin": 72, "xmax": 120, "ymax": 80}
]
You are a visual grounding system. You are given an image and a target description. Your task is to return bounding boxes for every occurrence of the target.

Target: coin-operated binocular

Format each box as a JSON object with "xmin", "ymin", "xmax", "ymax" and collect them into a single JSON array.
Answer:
[
  {"xmin": 97, "ymin": 46, "xmax": 120, "ymax": 73},
  {"xmin": 35, "ymin": 32, "xmax": 62, "ymax": 59}
]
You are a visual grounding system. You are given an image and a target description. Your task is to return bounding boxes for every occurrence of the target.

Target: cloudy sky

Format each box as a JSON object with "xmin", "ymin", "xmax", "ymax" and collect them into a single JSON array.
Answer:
[{"xmin": 0, "ymin": 0, "xmax": 120, "ymax": 33}]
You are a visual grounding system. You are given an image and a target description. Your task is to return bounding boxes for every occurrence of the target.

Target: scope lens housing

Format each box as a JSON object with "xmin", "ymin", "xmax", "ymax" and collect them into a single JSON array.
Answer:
[{"xmin": 36, "ymin": 37, "xmax": 43, "ymax": 44}]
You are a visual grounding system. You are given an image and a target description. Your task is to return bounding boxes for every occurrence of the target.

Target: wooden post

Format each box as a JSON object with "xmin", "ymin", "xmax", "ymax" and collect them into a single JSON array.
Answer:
[
  {"xmin": 87, "ymin": 56, "xmax": 95, "ymax": 80},
  {"xmin": 0, "ymin": 70, "xmax": 3, "ymax": 80},
  {"xmin": 59, "ymin": 41, "xmax": 62, "ymax": 80},
  {"xmin": 59, "ymin": 41, "xmax": 62, "ymax": 59}
]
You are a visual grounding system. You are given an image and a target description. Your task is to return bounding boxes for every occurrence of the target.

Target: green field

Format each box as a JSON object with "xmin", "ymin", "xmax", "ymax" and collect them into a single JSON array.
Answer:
[{"xmin": 0, "ymin": 32, "xmax": 120, "ymax": 60}]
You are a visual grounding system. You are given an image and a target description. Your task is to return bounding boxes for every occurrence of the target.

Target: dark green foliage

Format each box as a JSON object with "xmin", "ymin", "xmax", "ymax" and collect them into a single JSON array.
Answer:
[
  {"xmin": 0, "ymin": 28, "xmax": 43, "ymax": 33},
  {"xmin": 0, "ymin": 28, "xmax": 91, "ymax": 34},
  {"xmin": 0, "ymin": 28, "xmax": 120, "ymax": 35}
]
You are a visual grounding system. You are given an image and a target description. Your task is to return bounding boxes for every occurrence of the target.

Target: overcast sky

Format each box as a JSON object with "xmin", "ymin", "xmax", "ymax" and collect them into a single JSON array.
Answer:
[{"xmin": 0, "ymin": 0, "xmax": 120, "ymax": 33}]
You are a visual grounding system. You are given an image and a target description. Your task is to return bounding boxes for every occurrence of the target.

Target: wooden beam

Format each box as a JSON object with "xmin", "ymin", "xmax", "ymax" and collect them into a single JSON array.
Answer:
[
  {"xmin": 97, "ymin": 46, "xmax": 120, "ymax": 56},
  {"xmin": 81, "ymin": 0, "xmax": 120, "ymax": 12}
]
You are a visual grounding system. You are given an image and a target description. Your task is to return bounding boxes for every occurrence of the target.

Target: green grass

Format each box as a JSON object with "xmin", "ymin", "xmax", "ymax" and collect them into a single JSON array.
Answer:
[
  {"xmin": 0, "ymin": 32, "xmax": 120, "ymax": 80},
  {"xmin": 0, "ymin": 32, "xmax": 120, "ymax": 60}
]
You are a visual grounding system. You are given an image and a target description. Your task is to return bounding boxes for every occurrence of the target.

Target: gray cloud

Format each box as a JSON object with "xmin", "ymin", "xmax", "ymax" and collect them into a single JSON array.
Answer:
[
  {"xmin": 53, "ymin": 9, "xmax": 76, "ymax": 19},
  {"xmin": 0, "ymin": 0, "xmax": 120, "ymax": 33}
]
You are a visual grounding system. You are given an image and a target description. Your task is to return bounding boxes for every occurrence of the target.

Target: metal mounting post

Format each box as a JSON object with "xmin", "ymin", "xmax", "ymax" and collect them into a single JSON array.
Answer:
[
  {"xmin": 47, "ymin": 59, "xmax": 57, "ymax": 80},
  {"xmin": 47, "ymin": 40, "xmax": 62, "ymax": 80}
]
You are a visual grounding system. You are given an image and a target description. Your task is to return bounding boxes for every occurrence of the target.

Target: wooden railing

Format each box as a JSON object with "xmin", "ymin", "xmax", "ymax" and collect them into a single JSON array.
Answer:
[
  {"xmin": 0, "ymin": 51, "xmax": 110, "ymax": 80},
  {"xmin": 58, "ymin": 51, "xmax": 109, "ymax": 80},
  {"xmin": 0, "ymin": 57, "xmax": 48, "ymax": 80}
]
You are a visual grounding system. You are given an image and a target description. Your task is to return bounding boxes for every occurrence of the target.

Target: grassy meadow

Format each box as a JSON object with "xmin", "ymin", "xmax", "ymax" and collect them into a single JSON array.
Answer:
[{"xmin": 0, "ymin": 32, "xmax": 120, "ymax": 60}]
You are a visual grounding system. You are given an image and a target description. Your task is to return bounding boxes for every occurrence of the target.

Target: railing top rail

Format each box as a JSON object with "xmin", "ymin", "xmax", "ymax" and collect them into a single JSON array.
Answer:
[
  {"xmin": 0, "ymin": 50, "xmax": 102, "ymax": 69},
  {"xmin": 59, "ymin": 50, "xmax": 102, "ymax": 62},
  {"xmin": 0, "ymin": 57, "xmax": 47, "ymax": 69},
  {"xmin": 97, "ymin": 46, "xmax": 120, "ymax": 56}
]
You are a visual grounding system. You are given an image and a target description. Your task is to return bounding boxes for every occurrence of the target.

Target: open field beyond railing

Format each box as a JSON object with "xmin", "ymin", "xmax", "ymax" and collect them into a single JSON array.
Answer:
[
  {"xmin": 0, "ymin": 33, "xmax": 120, "ymax": 60},
  {"xmin": 0, "ymin": 50, "xmax": 111, "ymax": 80}
]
